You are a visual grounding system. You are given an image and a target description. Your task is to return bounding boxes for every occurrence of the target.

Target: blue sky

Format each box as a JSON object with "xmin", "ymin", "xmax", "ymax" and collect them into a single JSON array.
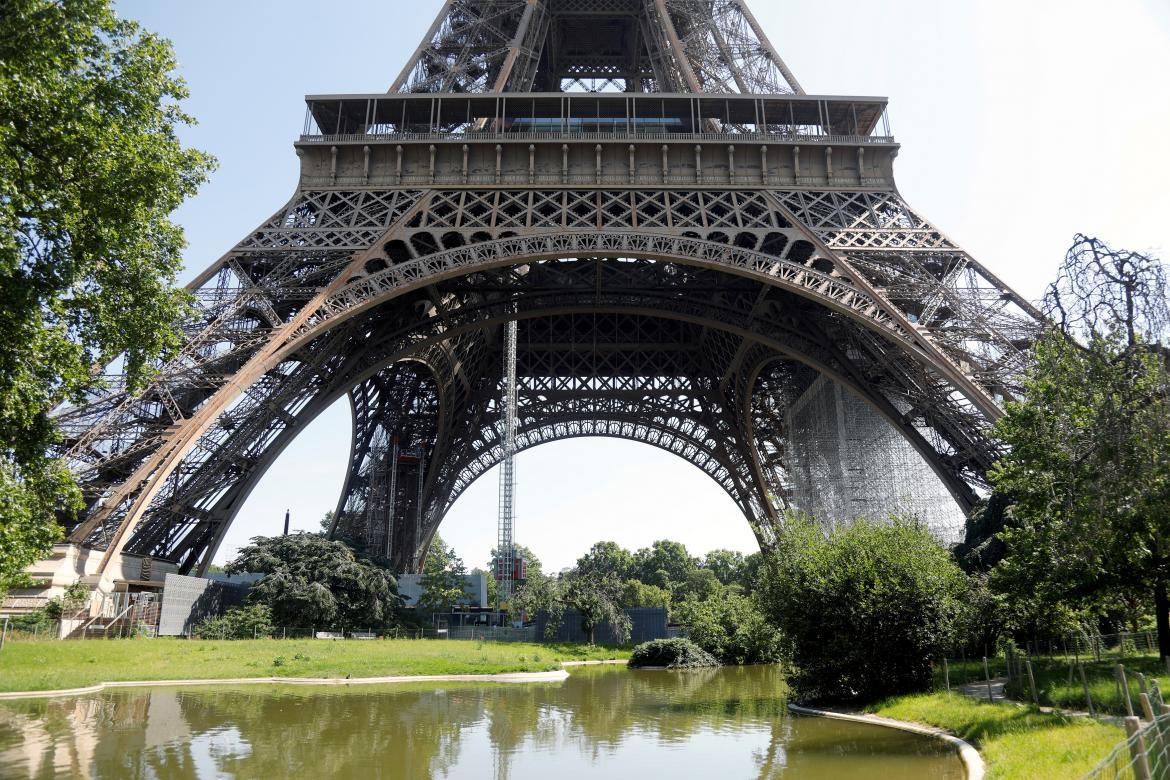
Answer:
[{"xmin": 116, "ymin": 0, "xmax": 1170, "ymax": 572}]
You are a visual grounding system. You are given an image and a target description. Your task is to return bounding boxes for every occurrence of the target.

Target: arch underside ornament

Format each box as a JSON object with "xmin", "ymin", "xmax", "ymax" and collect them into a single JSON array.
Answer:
[{"xmin": 50, "ymin": 183, "xmax": 1040, "ymax": 575}]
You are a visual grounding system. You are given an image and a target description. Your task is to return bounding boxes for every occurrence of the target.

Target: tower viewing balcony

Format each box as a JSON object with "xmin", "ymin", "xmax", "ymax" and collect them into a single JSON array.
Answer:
[{"xmin": 297, "ymin": 92, "xmax": 897, "ymax": 189}]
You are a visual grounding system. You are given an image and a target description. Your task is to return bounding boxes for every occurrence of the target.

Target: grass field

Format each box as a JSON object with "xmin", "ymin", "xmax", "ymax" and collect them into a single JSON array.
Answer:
[
  {"xmin": 1004, "ymin": 653, "xmax": 1170, "ymax": 716},
  {"xmin": 0, "ymin": 638, "xmax": 630, "ymax": 693},
  {"xmin": 868, "ymin": 692, "xmax": 1124, "ymax": 780},
  {"xmin": 940, "ymin": 651, "xmax": 1170, "ymax": 717}
]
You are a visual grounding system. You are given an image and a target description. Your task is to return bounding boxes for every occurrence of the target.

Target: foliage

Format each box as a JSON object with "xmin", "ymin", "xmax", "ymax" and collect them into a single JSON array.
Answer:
[
  {"xmin": 990, "ymin": 237, "xmax": 1170, "ymax": 654},
  {"xmin": 632, "ymin": 539, "xmax": 697, "ymax": 592},
  {"xmin": 701, "ymin": 549, "xmax": 745, "ymax": 586},
  {"xmin": 758, "ymin": 513, "xmax": 966, "ymax": 702},
  {"xmin": 418, "ymin": 534, "xmax": 468, "ymax": 614},
  {"xmin": 564, "ymin": 572, "xmax": 631, "ymax": 645},
  {"xmin": 674, "ymin": 591, "xmax": 781, "ymax": 665},
  {"xmin": 618, "ymin": 579, "xmax": 671, "ymax": 613},
  {"xmin": 512, "ymin": 570, "xmax": 631, "ymax": 645},
  {"xmin": 42, "ymin": 581, "xmax": 90, "ymax": 620},
  {"xmin": 228, "ymin": 534, "xmax": 403, "ymax": 630},
  {"xmin": 867, "ymin": 692, "xmax": 1123, "ymax": 780},
  {"xmin": 0, "ymin": 0, "xmax": 214, "ymax": 584},
  {"xmin": 575, "ymin": 541, "xmax": 634, "ymax": 581},
  {"xmin": 193, "ymin": 604, "xmax": 273, "ymax": 640},
  {"xmin": 628, "ymin": 638, "xmax": 719, "ymax": 669}
]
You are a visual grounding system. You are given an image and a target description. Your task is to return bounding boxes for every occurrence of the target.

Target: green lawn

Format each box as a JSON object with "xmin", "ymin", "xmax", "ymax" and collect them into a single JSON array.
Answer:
[
  {"xmin": 1003, "ymin": 653, "xmax": 1169, "ymax": 717},
  {"xmin": 0, "ymin": 638, "xmax": 630, "ymax": 693},
  {"xmin": 868, "ymin": 692, "xmax": 1124, "ymax": 780}
]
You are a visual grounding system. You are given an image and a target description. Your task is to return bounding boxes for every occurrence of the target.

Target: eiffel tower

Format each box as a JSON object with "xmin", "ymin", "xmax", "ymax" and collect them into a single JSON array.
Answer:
[{"xmin": 47, "ymin": 0, "xmax": 1042, "ymax": 589}]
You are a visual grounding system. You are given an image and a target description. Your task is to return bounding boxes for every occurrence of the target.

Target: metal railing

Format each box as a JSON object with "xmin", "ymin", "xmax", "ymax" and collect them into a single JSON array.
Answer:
[{"xmin": 299, "ymin": 130, "xmax": 896, "ymax": 146}]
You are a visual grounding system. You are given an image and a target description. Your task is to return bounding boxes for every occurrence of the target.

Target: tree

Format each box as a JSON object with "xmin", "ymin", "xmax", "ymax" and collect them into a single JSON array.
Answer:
[
  {"xmin": 575, "ymin": 541, "xmax": 634, "ymax": 582},
  {"xmin": 618, "ymin": 579, "xmax": 671, "ymax": 613},
  {"xmin": 564, "ymin": 572, "xmax": 631, "ymax": 645},
  {"xmin": 758, "ymin": 513, "xmax": 966, "ymax": 702},
  {"xmin": 632, "ymin": 540, "xmax": 697, "ymax": 594},
  {"xmin": 193, "ymin": 604, "xmax": 273, "ymax": 640},
  {"xmin": 990, "ymin": 236, "xmax": 1170, "ymax": 656},
  {"xmin": 674, "ymin": 591, "xmax": 781, "ymax": 665},
  {"xmin": 228, "ymin": 534, "xmax": 403, "ymax": 630},
  {"xmin": 701, "ymin": 549, "xmax": 745, "ymax": 586},
  {"xmin": 418, "ymin": 534, "xmax": 468, "ymax": 615},
  {"xmin": 0, "ymin": 0, "xmax": 213, "ymax": 588},
  {"xmin": 512, "ymin": 570, "xmax": 631, "ymax": 645}
]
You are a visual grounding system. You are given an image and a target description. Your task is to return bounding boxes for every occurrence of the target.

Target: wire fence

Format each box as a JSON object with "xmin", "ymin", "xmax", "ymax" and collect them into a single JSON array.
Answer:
[{"xmin": 1083, "ymin": 708, "xmax": 1170, "ymax": 780}]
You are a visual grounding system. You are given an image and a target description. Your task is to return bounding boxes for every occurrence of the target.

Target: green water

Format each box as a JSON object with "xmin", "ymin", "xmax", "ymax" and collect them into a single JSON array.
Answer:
[{"xmin": 0, "ymin": 665, "xmax": 962, "ymax": 778}]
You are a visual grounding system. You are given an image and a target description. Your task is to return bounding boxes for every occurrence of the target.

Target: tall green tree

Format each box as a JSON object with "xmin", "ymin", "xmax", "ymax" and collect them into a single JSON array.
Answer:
[
  {"xmin": 991, "ymin": 237, "xmax": 1170, "ymax": 655},
  {"xmin": 759, "ymin": 513, "xmax": 966, "ymax": 702},
  {"xmin": 0, "ymin": 0, "xmax": 213, "ymax": 587},
  {"xmin": 419, "ymin": 534, "xmax": 469, "ymax": 614},
  {"xmin": 229, "ymin": 534, "xmax": 403, "ymax": 630},
  {"xmin": 575, "ymin": 541, "xmax": 634, "ymax": 581},
  {"xmin": 632, "ymin": 540, "xmax": 697, "ymax": 592}
]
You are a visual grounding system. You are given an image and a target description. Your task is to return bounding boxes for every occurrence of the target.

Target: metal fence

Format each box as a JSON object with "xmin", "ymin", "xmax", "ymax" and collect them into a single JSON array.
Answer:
[{"xmin": 1082, "ymin": 707, "xmax": 1170, "ymax": 780}]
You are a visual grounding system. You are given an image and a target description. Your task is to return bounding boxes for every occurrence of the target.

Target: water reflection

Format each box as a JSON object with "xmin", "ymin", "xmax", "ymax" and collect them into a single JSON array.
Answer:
[{"xmin": 0, "ymin": 665, "xmax": 962, "ymax": 779}]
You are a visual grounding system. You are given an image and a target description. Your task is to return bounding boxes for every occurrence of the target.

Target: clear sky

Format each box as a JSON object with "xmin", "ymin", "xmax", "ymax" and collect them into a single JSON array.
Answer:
[{"xmin": 116, "ymin": 0, "xmax": 1170, "ymax": 573}]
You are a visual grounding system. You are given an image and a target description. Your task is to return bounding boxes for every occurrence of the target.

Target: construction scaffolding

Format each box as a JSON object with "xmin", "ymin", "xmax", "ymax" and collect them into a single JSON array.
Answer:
[
  {"xmin": 784, "ymin": 375, "xmax": 967, "ymax": 544},
  {"xmin": 496, "ymin": 320, "xmax": 518, "ymax": 606}
]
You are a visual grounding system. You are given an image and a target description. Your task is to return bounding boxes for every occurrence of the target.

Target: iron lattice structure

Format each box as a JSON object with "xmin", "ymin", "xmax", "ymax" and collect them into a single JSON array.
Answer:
[{"xmin": 52, "ymin": 0, "xmax": 1043, "ymax": 578}]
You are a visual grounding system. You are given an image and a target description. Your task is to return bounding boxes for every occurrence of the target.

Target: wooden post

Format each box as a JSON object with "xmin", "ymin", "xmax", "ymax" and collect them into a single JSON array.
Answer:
[
  {"xmin": 1120, "ymin": 664, "xmax": 1136, "ymax": 717},
  {"xmin": 1080, "ymin": 663, "xmax": 1095, "ymax": 716},
  {"xmin": 1125, "ymin": 716, "xmax": 1152, "ymax": 780},
  {"xmin": 1026, "ymin": 659, "xmax": 1040, "ymax": 706},
  {"xmin": 983, "ymin": 657, "xmax": 994, "ymax": 703},
  {"xmin": 0, "ymin": 616, "xmax": 8, "ymax": 651},
  {"xmin": 943, "ymin": 658, "xmax": 951, "ymax": 692},
  {"xmin": 1141, "ymin": 692, "xmax": 1156, "ymax": 722}
]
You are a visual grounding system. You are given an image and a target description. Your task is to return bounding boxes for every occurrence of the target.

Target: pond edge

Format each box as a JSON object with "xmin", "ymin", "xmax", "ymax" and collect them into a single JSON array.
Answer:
[
  {"xmin": 0, "ymin": 669, "xmax": 572, "ymax": 700},
  {"xmin": 787, "ymin": 703, "xmax": 985, "ymax": 780}
]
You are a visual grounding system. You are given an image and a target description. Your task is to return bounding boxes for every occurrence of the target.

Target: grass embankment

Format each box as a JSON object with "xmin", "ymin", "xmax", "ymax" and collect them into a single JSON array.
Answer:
[
  {"xmin": 868, "ymin": 692, "xmax": 1123, "ymax": 780},
  {"xmin": 0, "ymin": 638, "xmax": 630, "ymax": 693},
  {"xmin": 942, "ymin": 651, "xmax": 1170, "ymax": 716}
]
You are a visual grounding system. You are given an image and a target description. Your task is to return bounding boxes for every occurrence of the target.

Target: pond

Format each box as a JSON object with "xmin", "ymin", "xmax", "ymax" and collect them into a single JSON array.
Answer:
[{"xmin": 0, "ymin": 665, "xmax": 963, "ymax": 778}]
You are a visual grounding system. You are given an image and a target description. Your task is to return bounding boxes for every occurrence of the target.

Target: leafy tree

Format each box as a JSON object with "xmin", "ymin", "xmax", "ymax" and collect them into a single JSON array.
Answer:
[
  {"xmin": 564, "ymin": 572, "xmax": 631, "ymax": 645},
  {"xmin": 512, "ymin": 570, "xmax": 631, "ymax": 645},
  {"xmin": 228, "ymin": 534, "xmax": 403, "ymax": 630},
  {"xmin": 575, "ymin": 541, "xmax": 634, "ymax": 581},
  {"xmin": 632, "ymin": 540, "xmax": 697, "ymax": 594},
  {"xmin": 701, "ymin": 549, "xmax": 745, "ymax": 586},
  {"xmin": 418, "ymin": 534, "xmax": 468, "ymax": 614},
  {"xmin": 618, "ymin": 579, "xmax": 671, "ymax": 613},
  {"xmin": 990, "ymin": 236, "xmax": 1170, "ymax": 655},
  {"xmin": 675, "ymin": 591, "xmax": 781, "ymax": 665},
  {"xmin": 758, "ymin": 513, "xmax": 966, "ymax": 702},
  {"xmin": 193, "ymin": 604, "xmax": 273, "ymax": 640},
  {"xmin": 0, "ymin": 0, "xmax": 213, "ymax": 587}
]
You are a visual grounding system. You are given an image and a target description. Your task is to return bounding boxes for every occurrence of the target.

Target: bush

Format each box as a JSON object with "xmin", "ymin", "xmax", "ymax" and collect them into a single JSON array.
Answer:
[
  {"xmin": 193, "ymin": 604, "xmax": 274, "ymax": 640},
  {"xmin": 674, "ymin": 591, "xmax": 782, "ymax": 665},
  {"xmin": 758, "ymin": 514, "xmax": 966, "ymax": 703},
  {"xmin": 628, "ymin": 638, "xmax": 719, "ymax": 669}
]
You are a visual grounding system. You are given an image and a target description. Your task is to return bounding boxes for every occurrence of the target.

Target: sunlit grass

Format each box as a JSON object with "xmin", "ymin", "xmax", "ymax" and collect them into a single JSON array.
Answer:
[
  {"xmin": 0, "ymin": 638, "xmax": 630, "ymax": 693},
  {"xmin": 868, "ymin": 692, "xmax": 1123, "ymax": 780}
]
